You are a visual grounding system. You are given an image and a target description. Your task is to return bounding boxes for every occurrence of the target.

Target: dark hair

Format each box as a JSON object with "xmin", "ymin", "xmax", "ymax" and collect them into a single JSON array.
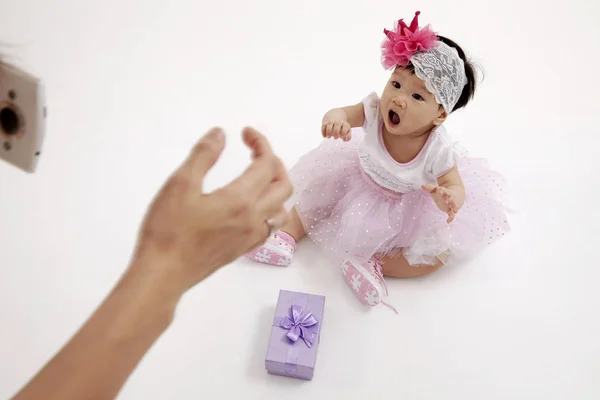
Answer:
[{"xmin": 402, "ymin": 35, "xmax": 478, "ymax": 113}]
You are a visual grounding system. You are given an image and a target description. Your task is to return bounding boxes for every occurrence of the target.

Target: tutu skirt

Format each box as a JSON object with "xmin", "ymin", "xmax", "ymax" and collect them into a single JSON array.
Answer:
[{"xmin": 287, "ymin": 129, "xmax": 510, "ymax": 267}]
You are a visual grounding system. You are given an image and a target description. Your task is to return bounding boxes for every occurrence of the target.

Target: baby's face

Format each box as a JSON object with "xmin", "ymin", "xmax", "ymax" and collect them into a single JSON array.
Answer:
[{"xmin": 380, "ymin": 67, "xmax": 447, "ymax": 137}]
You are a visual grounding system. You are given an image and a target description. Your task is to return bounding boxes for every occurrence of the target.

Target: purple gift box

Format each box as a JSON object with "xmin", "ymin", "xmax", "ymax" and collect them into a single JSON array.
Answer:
[{"xmin": 265, "ymin": 290, "xmax": 325, "ymax": 380}]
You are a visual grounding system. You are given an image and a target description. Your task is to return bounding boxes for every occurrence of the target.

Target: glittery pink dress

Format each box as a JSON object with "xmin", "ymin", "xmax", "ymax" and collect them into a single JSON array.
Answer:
[{"xmin": 288, "ymin": 93, "xmax": 509, "ymax": 266}]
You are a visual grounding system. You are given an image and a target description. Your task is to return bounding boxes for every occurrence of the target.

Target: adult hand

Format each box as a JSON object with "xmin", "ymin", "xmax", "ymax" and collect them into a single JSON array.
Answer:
[
  {"xmin": 130, "ymin": 126, "xmax": 293, "ymax": 296},
  {"xmin": 11, "ymin": 126, "xmax": 292, "ymax": 400}
]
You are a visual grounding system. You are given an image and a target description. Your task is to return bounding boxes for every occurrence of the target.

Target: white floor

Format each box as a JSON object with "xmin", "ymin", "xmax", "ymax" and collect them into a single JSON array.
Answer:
[{"xmin": 1, "ymin": 1, "xmax": 599, "ymax": 399}]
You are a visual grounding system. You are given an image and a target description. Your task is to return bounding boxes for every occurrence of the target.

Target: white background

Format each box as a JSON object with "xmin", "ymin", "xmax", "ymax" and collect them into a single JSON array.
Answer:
[{"xmin": 1, "ymin": 0, "xmax": 599, "ymax": 398}]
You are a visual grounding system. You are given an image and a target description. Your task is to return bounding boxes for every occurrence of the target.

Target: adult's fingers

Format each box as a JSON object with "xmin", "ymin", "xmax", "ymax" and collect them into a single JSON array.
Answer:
[
  {"xmin": 255, "ymin": 175, "xmax": 293, "ymax": 219},
  {"xmin": 260, "ymin": 204, "xmax": 291, "ymax": 236},
  {"xmin": 243, "ymin": 126, "xmax": 273, "ymax": 160},
  {"xmin": 178, "ymin": 127, "xmax": 226, "ymax": 190},
  {"xmin": 244, "ymin": 207, "xmax": 289, "ymax": 253},
  {"xmin": 227, "ymin": 128, "xmax": 280, "ymax": 199}
]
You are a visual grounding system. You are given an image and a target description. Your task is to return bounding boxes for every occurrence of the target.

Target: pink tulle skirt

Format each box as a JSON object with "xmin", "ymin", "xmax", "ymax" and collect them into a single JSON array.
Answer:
[{"xmin": 287, "ymin": 129, "xmax": 510, "ymax": 266}]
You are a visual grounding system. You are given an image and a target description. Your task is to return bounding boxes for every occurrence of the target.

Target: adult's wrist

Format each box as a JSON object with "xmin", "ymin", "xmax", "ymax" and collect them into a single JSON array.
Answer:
[{"xmin": 121, "ymin": 252, "xmax": 188, "ymax": 316}]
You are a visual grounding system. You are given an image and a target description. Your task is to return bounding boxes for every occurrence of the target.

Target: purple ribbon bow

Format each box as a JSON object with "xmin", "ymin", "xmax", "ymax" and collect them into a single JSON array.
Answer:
[{"xmin": 280, "ymin": 304, "xmax": 319, "ymax": 348}]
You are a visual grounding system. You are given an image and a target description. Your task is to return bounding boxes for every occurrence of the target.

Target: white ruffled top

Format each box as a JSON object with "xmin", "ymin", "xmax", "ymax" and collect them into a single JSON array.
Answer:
[{"xmin": 357, "ymin": 92, "xmax": 461, "ymax": 193}]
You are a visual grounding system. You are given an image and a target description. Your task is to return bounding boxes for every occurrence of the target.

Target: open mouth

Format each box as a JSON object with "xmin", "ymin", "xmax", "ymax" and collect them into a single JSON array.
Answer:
[{"xmin": 388, "ymin": 110, "xmax": 401, "ymax": 126}]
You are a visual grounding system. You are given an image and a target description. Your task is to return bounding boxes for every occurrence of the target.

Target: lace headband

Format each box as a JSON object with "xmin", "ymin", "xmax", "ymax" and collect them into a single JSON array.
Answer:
[{"xmin": 381, "ymin": 11, "xmax": 468, "ymax": 113}]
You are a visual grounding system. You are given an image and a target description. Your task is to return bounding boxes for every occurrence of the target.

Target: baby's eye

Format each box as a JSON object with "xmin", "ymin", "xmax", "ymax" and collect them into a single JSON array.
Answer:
[
  {"xmin": 412, "ymin": 94, "xmax": 424, "ymax": 101},
  {"xmin": 392, "ymin": 81, "xmax": 401, "ymax": 89}
]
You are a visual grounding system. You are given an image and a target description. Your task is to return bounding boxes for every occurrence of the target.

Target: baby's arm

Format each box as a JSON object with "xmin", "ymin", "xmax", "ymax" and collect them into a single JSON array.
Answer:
[
  {"xmin": 437, "ymin": 166, "xmax": 465, "ymax": 209},
  {"xmin": 422, "ymin": 166, "xmax": 465, "ymax": 223},
  {"xmin": 322, "ymin": 103, "xmax": 365, "ymax": 127},
  {"xmin": 321, "ymin": 102, "xmax": 365, "ymax": 141}
]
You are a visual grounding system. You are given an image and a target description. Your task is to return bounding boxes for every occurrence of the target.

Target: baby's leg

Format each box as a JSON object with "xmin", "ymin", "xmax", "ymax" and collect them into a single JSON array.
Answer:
[
  {"xmin": 377, "ymin": 250, "xmax": 448, "ymax": 278},
  {"xmin": 339, "ymin": 251, "xmax": 447, "ymax": 309},
  {"xmin": 244, "ymin": 207, "xmax": 306, "ymax": 266},
  {"xmin": 281, "ymin": 207, "xmax": 306, "ymax": 242}
]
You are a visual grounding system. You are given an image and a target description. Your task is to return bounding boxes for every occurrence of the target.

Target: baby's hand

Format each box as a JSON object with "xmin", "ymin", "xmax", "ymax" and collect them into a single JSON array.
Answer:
[
  {"xmin": 322, "ymin": 120, "xmax": 352, "ymax": 141},
  {"xmin": 422, "ymin": 184, "xmax": 459, "ymax": 223}
]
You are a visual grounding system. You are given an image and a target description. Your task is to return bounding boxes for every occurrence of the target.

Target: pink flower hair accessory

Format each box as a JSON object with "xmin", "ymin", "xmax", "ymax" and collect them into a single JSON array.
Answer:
[{"xmin": 381, "ymin": 11, "xmax": 439, "ymax": 69}]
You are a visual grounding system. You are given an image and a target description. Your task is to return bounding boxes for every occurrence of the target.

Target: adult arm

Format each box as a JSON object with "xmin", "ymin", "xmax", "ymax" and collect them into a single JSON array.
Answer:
[{"xmin": 12, "ymin": 126, "xmax": 292, "ymax": 400}]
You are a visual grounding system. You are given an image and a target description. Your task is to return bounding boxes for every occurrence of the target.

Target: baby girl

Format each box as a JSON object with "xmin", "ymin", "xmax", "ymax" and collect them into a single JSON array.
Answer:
[{"xmin": 246, "ymin": 11, "xmax": 509, "ymax": 310}]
